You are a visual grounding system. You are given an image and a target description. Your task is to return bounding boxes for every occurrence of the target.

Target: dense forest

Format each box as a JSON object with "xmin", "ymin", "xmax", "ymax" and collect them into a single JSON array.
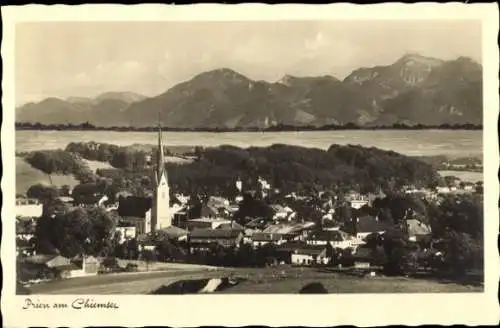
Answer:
[
  {"xmin": 27, "ymin": 141, "xmax": 443, "ymax": 197},
  {"xmin": 15, "ymin": 121, "xmax": 482, "ymax": 132}
]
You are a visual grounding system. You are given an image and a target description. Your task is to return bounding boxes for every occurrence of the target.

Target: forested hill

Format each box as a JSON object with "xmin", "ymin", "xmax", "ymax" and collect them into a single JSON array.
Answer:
[
  {"xmin": 36, "ymin": 141, "xmax": 444, "ymax": 197},
  {"xmin": 166, "ymin": 144, "xmax": 441, "ymax": 195},
  {"xmin": 18, "ymin": 140, "xmax": 441, "ymax": 200}
]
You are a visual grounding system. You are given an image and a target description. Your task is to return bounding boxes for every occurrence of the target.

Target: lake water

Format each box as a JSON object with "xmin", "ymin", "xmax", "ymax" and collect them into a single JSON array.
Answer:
[{"xmin": 16, "ymin": 130, "xmax": 482, "ymax": 158}]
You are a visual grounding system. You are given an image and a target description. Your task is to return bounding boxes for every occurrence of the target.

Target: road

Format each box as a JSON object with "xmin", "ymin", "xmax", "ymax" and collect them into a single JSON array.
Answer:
[{"xmin": 28, "ymin": 268, "xmax": 228, "ymax": 294}]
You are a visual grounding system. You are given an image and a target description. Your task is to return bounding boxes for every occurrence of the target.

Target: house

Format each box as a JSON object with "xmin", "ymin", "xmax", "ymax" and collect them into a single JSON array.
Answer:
[
  {"xmin": 58, "ymin": 196, "xmax": 75, "ymax": 205},
  {"xmin": 16, "ymin": 217, "xmax": 36, "ymax": 241},
  {"xmin": 66, "ymin": 255, "xmax": 100, "ymax": 278},
  {"xmin": 351, "ymin": 247, "xmax": 374, "ymax": 269},
  {"xmin": 117, "ymin": 197, "xmax": 154, "ymax": 234},
  {"xmin": 307, "ymin": 230, "xmax": 353, "ymax": 249},
  {"xmin": 157, "ymin": 225, "xmax": 188, "ymax": 241},
  {"xmin": 16, "ymin": 198, "xmax": 43, "ymax": 218},
  {"xmin": 245, "ymin": 217, "xmax": 269, "ymax": 230},
  {"xmin": 45, "ymin": 255, "xmax": 73, "ymax": 269},
  {"xmin": 291, "ymin": 245, "xmax": 330, "ymax": 266},
  {"xmin": 114, "ymin": 226, "xmax": 137, "ymax": 244},
  {"xmin": 119, "ymin": 215, "xmax": 152, "ymax": 236},
  {"xmin": 275, "ymin": 241, "xmax": 306, "ymax": 264},
  {"xmin": 263, "ymin": 222, "xmax": 317, "ymax": 241},
  {"xmin": 23, "ymin": 254, "xmax": 99, "ymax": 279},
  {"xmin": 251, "ymin": 232, "xmax": 286, "ymax": 247},
  {"xmin": 207, "ymin": 196, "xmax": 230, "ymax": 208},
  {"xmin": 463, "ymin": 184, "xmax": 475, "ymax": 192},
  {"xmin": 349, "ymin": 198, "xmax": 369, "ymax": 210},
  {"xmin": 270, "ymin": 205, "xmax": 294, "ymax": 221},
  {"xmin": 199, "ymin": 204, "xmax": 219, "ymax": 219},
  {"xmin": 322, "ymin": 220, "xmax": 340, "ymax": 231},
  {"xmin": 54, "ymin": 263, "xmax": 84, "ymax": 279},
  {"xmin": 188, "ymin": 228, "xmax": 243, "ymax": 252},
  {"xmin": 216, "ymin": 221, "xmax": 245, "ymax": 231},
  {"xmin": 74, "ymin": 193, "xmax": 109, "ymax": 207},
  {"xmin": 347, "ymin": 215, "xmax": 392, "ymax": 246},
  {"xmin": 436, "ymin": 186, "xmax": 451, "ymax": 194},
  {"xmin": 186, "ymin": 218, "xmax": 233, "ymax": 230},
  {"xmin": 405, "ymin": 219, "xmax": 432, "ymax": 242}
]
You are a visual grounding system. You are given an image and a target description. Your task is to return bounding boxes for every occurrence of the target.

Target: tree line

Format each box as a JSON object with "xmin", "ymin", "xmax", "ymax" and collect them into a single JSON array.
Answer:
[
  {"xmin": 16, "ymin": 121, "xmax": 482, "ymax": 132},
  {"xmin": 21, "ymin": 141, "xmax": 443, "ymax": 203}
]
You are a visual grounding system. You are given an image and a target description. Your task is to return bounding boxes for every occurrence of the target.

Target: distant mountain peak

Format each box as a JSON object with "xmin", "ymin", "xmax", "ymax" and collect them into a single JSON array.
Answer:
[
  {"xmin": 16, "ymin": 54, "xmax": 482, "ymax": 128},
  {"xmin": 277, "ymin": 74, "xmax": 340, "ymax": 86},
  {"xmin": 395, "ymin": 53, "xmax": 444, "ymax": 67},
  {"xmin": 197, "ymin": 67, "xmax": 247, "ymax": 78},
  {"xmin": 95, "ymin": 91, "xmax": 147, "ymax": 103}
]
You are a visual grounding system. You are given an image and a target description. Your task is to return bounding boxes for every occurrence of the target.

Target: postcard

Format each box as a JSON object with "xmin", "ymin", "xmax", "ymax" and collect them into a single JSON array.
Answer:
[{"xmin": 2, "ymin": 3, "xmax": 499, "ymax": 327}]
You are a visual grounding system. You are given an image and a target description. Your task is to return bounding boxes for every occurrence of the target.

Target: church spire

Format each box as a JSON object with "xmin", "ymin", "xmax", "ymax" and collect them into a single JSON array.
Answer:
[{"xmin": 156, "ymin": 111, "xmax": 165, "ymax": 183}]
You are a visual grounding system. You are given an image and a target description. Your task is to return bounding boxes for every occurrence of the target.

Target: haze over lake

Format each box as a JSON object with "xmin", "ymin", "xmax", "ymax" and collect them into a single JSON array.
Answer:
[{"xmin": 16, "ymin": 130, "xmax": 482, "ymax": 158}]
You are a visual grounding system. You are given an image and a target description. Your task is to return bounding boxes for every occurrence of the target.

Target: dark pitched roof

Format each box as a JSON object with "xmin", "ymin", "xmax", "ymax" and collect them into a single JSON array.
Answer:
[
  {"xmin": 309, "ymin": 230, "xmax": 346, "ymax": 242},
  {"xmin": 295, "ymin": 245, "xmax": 328, "ymax": 256},
  {"xmin": 352, "ymin": 247, "xmax": 374, "ymax": 261},
  {"xmin": 251, "ymin": 232, "xmax": 283, "ymax": 242},
  {"xmin": 189, "ymin": 228, "xmax": 242, "ymax": 239},
  {"xmin": 355, "ymin": 215, "xmax": 393, "ymax": 233},
  {"xmin": 158, "ymin": 226, "xmax": 188, "ymax": 239},
  {"xmin": 118, "ymin": 196, "xmax": 152, "ymax": 217},
  {"xmin": 216, "ymin": 222, "xmax": 245, "ymax": 231},
  {"xmin": 276, "ymin": 241, "xmax": 306, "ymax": 252}
]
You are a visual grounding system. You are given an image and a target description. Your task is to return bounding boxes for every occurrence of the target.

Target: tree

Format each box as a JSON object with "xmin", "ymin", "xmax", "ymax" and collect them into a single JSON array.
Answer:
[
  {"xmin": 34, "ymin": 207, "xmax": 117, "ymax": 258},
  {"xmin": 142, "ymin": 249, "xmax": 157, "ymax": 271},
  {"xmin": 428, "ymin": 194, "xmax": 483, "ymax": 240},
  {"xmin": 381, "ymin": 229, "xmax": 416, "ymax": 276},
  {"xmin": 440, "ymin": 230, "xmax": 483, "ymax": 277},
  {"xmin": 25, "ymin": 150, "xmax": 86, "ymax": 184},
  {"xmin": 25, "ymin": 151, "xmax": 58, "ymax": 184},
  {"xmin": 60, "ymin": 185, "xmax": 72, "ymax": 196},
  {"xmin": 27, "ymin": 184, "xmax": 59, "ymax": 201}
]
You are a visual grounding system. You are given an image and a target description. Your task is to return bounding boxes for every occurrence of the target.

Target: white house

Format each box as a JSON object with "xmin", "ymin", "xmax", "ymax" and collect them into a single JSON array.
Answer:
[
  {"xmin": 349, "ymin": 198, "xmax": 369, "ymax": 210},
  {"xmin": 436, "ymin": 186, "xmax": 451, "ymax": 194},
  {"xmin": 16, "ymin": 198, "xmax": 43, "ymax": 218},
  {"xmin": 291, "ymin": 245, "xmax": 330, "ymax": 266},
  {"xmin": 307, "ymin": 230, "xmax": 353, "ymax": 249},
  {"xmin": 115, "ymin": 226, "xmax": 137, "ymax": 244},
  {"xmin": 348, "ymin": 215, "xmax": 392, "ymax": 246},
  {"xmin": 251, "ymin": 232, "xmax": 286, "ymax": 247}
]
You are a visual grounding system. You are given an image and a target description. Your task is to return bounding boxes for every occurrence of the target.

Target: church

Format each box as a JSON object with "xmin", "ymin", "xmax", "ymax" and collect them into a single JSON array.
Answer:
[
  {"xmin": 150, "ymin": 120, "xmax": 173, "ymax": 231},
  {"xmin": 117, "ymin": 119, "xmax": 176, "ymax": 234}
]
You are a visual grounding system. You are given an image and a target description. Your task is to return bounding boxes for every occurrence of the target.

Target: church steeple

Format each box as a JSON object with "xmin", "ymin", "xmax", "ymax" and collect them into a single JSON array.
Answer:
[
  {"xmin": 156, "ymin": 112, "xmax": 166, "ymax": 184},
  {"xmin": 150, "ymin": 110, "xmax": 172, "ymax": 231}
]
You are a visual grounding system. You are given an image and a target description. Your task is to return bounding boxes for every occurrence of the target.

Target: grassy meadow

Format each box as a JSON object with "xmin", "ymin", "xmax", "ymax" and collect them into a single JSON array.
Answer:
[{"xmin": 16, "ymin": 156, "xmax": 79, "ymax": 195}]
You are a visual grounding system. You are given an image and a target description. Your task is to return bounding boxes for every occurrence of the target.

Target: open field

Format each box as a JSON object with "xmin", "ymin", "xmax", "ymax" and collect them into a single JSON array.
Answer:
[
  {"xmin": 220, "ymin": 273, "xmax": 482, "ymax": 294},
  {"xmin": 82, "ymin": 159, "xmax": 114, "ymax": 172},
  {"xmin": 26, "ymin": 265, "xmax": 482, "ymax": 295},
  {"xmin": 27, "ymin": 266, "xmax": 226, "ymax": 295},
  {"xmin": 438, "ymin": 170, "xmax": 483, "ymax": 182},
  {"xmin": 16, "ymin": 156, "xmax": 79, "ymax": 195}
]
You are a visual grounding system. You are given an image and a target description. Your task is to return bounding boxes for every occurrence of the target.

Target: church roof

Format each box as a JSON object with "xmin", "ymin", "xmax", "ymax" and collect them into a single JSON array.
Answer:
[
  {"xmin": 189, "ymin": 228, "xmax": 242, "ymax": 239},
  {"xmin": 158, "ymin": 226, "xmax": 188, "ymax": 239}
]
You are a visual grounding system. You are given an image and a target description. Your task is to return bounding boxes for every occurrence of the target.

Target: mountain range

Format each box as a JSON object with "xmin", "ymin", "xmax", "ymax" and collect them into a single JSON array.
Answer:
[{"xmin": 16, "ymin": 54, "xmax": 483, "ymax": 128}]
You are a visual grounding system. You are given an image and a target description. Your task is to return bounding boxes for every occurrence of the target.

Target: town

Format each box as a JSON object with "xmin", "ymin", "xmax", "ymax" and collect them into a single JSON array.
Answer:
[{"xmin": 15, "ymin": 125, "xmax": 484, "ymax": 294}]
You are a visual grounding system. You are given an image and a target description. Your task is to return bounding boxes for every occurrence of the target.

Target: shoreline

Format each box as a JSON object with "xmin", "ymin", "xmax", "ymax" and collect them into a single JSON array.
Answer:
[{"xmin": 16, "ymin": 127, "xmax": 483, "ymax": 133}]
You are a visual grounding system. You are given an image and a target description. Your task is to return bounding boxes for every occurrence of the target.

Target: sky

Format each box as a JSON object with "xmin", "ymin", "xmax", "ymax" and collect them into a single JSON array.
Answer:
[{"xmin": 15, "ymin": 20, "xmax": 482, "ymax": 105}]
